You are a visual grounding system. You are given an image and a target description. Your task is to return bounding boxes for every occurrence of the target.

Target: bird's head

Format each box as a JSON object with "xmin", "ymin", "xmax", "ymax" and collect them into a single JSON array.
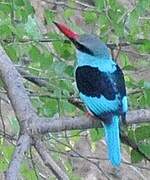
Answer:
[{"xmin": 54, "ymin": 21, "xmax": 110, "ymax": 59}]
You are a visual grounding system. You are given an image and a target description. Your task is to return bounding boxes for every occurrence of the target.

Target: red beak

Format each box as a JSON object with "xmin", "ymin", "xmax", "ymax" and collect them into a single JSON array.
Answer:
[{"xmin": 53, "ymin": 21, "xmax": 79, "ymax": 41}]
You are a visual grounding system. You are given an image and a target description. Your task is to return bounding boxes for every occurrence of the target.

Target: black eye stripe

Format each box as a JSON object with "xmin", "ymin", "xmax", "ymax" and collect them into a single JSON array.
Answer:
[{"xmin": 72, "ymin": 40, "xmax": 94, "ymax": 56}]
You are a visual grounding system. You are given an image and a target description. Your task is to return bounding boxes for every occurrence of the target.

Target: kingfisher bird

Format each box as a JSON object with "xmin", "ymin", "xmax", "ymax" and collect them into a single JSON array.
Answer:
[{"xmin": 54, "ymin": 22, "xmax": 128, "ymax": 167}]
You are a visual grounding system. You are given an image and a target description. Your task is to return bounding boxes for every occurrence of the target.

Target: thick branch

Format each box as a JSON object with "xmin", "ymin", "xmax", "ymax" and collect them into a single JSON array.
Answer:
[
  {"xmin": 0, "ymin": 45, "xmax": 70, "ymax": 179},
  {"xmin": 37, "ymin": 109, "xmax": 150, "ymax": 134},
  {"xmin": 5, "ymin": 134, "xmax": 31, "ymax": 180},
  {"xmin": 0, "ymin": 45, "xmax": 38, "ymax": 128},
  {"xmin": 34, "ymin": 140, "xmax": 69, "ymax": 180}
]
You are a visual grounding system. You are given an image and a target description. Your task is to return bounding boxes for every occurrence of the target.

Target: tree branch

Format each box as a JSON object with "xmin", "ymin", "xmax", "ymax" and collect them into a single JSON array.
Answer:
[
  {"xmin": 1, "ymin": 37, "xmax": 145, "ymax": 49},
  {"xmin": 5, "ymin": 134, "xmax": 31, "ymax": 180},
  {"xmin": 0, "ymin": 42, "xmax": 150, "ymax": 179},
  {"xmin": 16, "ymin": 67, "xmax": 49, "ymax": 87},
  {"xmin": 36, "ymin": 109, "xmax": 150, "ymax": 134},
  {"xmin": 0, "ymin": 45, "xmax": 38, "ymax": 129},
  {"xmin": 0, "ymin": 45, "xmax": 69, "ymax": 179},
  {"xmin": 34, "ymin": 139, "xmax": 69, "ymax": 180},
  {"xmin": 1, "ymin": 44, "xmax": 150, "ymax": 135}
]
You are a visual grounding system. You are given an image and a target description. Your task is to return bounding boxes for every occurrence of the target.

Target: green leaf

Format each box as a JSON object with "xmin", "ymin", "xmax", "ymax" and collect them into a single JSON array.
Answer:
[
  {"xmin": 29, "ymin": 45, "xmax": 41, "ymax": 62},
  {"xmin": 0, "ymin": 143, "xmax": 15, "ymax": 171},
  {"xmin": 39, "ymin": 98, "xmax": 58, "ymax": 117},
  {"xmin": 61, "ymin": 101, "xmax": 76, "ymax": 115},
  {"xmin": 128, "ymin": 129, "xmax": 134, "ymax": 139},
  {"xmin": 0, "ymin": 3, "xmax": 11, "ymax": 14},
  {"xmin": 15, "ymin": 8, "xmax": 26, "ymax": 22},
  {"xmin": 59, "ymin": 80, "xmax": 72, "ymax": 92},
  {"xmin": 139, "ymin": 143, "xmax": 150, "ymax": 157},
  {"xmin": 144, "ymin": 89, "xmax": 150, "ymax": 106},
  {"xmin": 24, "ymin": 15, "xmax": 42, "ymax": 39},
  {"xmin": 44, "ymin": 9, "xmax": 54, "ymax": 24},
  {"xmin": 140, "ymin": 20, "xmax": 150, "ymax": 40},
  {"xmin": 14, "ymin": 0, "xmax": 25, "ymax": 6},
  {"xmin": 4, "ymin": 45, "xmax": 18, "ymax": 62},
  {"xmin": 144, "ymin": 81, "xmax": 150, "ymax": 89},
  {"xmin": 123, "ymin": 65, "xmax": 136, "ymax": 70},
  {"xmin": 90, "ymin": 128, "xmax": 104, "ymax": 142},
  {"xmin": 137, "ymin": 39, "xmax": 150, "ymax": 53},
  {"xmin": 83, "ymin": 11, "xmax": 97, "ymax": 24},
  {"xmin": 95, "ymin": 0, "xmax": 104, "ymax": 11},
  {"xmin": 65, "ymin": 65, "xmax": 74, "ymax": 77},
  {"xmin": 53, "ymin": 41, "xmax": 74, "ymax": 59},
  {"xmin": 135, "ymin": 125, "xmax": 150, "ymax": 142},
  {"xmin": 9, "ymin": 117, "xmax": 20, "ymax": 134},
  {"xmin": 64, "ymin": 9, "xmax": 74, "ymax": 18},
  {"xmin": 131, "ymin": 149, "xmax": 143, "ymax": 163},
  {"xmin": 23, "ymin": 0, "xmax": 34, "ymax": 15},
  {"xmin": 0, "ymin": 24, "xmax": 12, "ymax": 39},
  {"xmin": 128, "ymin": 0, "xmax": 150, "ymax": 39},
  {"xmin": 21, "ymin": 162, "xmax": 37, "ymax": 179},
  {"xmin": 53, "ymin": 61, "xmax": 66, "ymax": 76},
  {"xmin": 40, "ymin": 53, "xmax": 53, "ymax": 69}
]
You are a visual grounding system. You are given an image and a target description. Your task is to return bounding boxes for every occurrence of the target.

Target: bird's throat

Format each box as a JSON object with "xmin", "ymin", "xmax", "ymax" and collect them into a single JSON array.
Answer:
[{"xmin": 76, "ymin": 50, "xmax": 116, "ymax": 73}]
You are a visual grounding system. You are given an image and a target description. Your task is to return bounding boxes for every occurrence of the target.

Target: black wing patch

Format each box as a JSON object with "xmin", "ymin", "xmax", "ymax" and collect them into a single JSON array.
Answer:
[
  {"xmin": 75, "ymin": 65, "xmax": 126, "ymax": 100},
  {"xmin": 112, "ymin": 65, "xmax": 126, "ymax": 98},
  {"xmin": 75, "ymin": 66, "xmax": 116, "ymax": 100}
]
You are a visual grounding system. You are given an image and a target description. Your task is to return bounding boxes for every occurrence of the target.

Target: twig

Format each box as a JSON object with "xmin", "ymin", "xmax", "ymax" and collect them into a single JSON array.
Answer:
[
  {"xmin": 34, "ymin": 139, "xmax": 69, "ymax": 180},
  {"xmin": 51, "ymin": 136, "xmax": 111, "ymax": 180},
  {"xmin": 120, "ymin": 129, "xmax": 150, "ymax": 162},
  {"xmin": 1, "ymin": 38, "xmax": 61, "ymax": 44},
  {"xmin": 1, "ymin": 37, "xmax": 145, "ymax": 49},
  {"xmin": 74, "ymin": 0, "xmax": 95, "ymax": 9},
  {"xmin": 17, "ymin": 67, "xmax": 49, "ymax": 87},
  {"xmin": 43, "ymin": 0, "xmax": 97, "ymax": 12},
  {"xmin": 48, "ymin": 148, "xmax": 107, "ymax": 160},
  {"xmin": 0, "ymin": 129, "xmax": 17, "ymax": 145},
  {"xmin": 30, "ymin": 147, "xmax": 39, "ymax": 180},
  {"xmin": 48, "ymin": 147, "xmax": 150, "ymax": 171},
  {"xmin": 122, "ymin": 160, "xmax": 150, "ymax": 171},
  {"xmin": 0, "ymin": 99, "xmax": 6, "ymax": 138},
  {"xmin": 5, "ymin": 134, "xmax": 31, "ymax": 180},
  {"xmin": 114, "ymin": 44, "xmax": 121, "ymax": 60}
]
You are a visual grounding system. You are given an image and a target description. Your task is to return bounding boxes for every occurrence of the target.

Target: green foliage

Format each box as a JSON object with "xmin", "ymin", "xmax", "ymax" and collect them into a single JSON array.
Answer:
[
  {"xmin": 64, "ymin": 9, "xmax": 74, "ymax": 18},
  {"xmin": 131, "ymin": 149, "xmax": 143, "ymax": 163},
  {"xmin": 24, "ymin": 15, "xmax": 42, "ymax": 39},
  {"xmin": 0, "ymin": 0, "xmax": 150, "ymax": 175},
  {"xmin": 8, "ymin": 117, "xmax": 20, "ymax": 134},
  {"xmin": 135, "ymin": 125, "xmax": 150, "ymax": 142},
  {"xmin": 21, "ymin": 161, "xmax": 37, "ymax": 179},
  {"xmin": 0, "ymin": 141, "xmax": 15, "ymax": 172},
  {"xmin": 129, "ymin": 124, "xmax": 150, "ymax": 163},
  {"xmin": 83, "ymin": 11, "xmax": 97, "ymax": 24},
  {"xmin": 44, "ymin": 9, "xmax": 54, "ymax": 24},
  {"xmin": 90, "ymin": 128, "xmax": 104, "ymax": 142},
  {"xmin": 139, "ymin": 143, "xmax": 150, "ymax": 157},
  {"xmin": 128, "ymin": 0, "xmax": 150, "ymax": 40}
]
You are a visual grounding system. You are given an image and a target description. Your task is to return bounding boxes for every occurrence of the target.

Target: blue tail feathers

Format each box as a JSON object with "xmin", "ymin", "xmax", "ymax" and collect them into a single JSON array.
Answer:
[{"xmin": 104, "ymin": 116, "xmax": 121, "ymax": 167}]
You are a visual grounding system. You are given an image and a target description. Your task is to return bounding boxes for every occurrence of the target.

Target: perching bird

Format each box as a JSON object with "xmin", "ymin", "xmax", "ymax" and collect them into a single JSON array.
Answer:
[{"xmin": 54, "ymin": 22, "xmax": 128, "ymax": 167}]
